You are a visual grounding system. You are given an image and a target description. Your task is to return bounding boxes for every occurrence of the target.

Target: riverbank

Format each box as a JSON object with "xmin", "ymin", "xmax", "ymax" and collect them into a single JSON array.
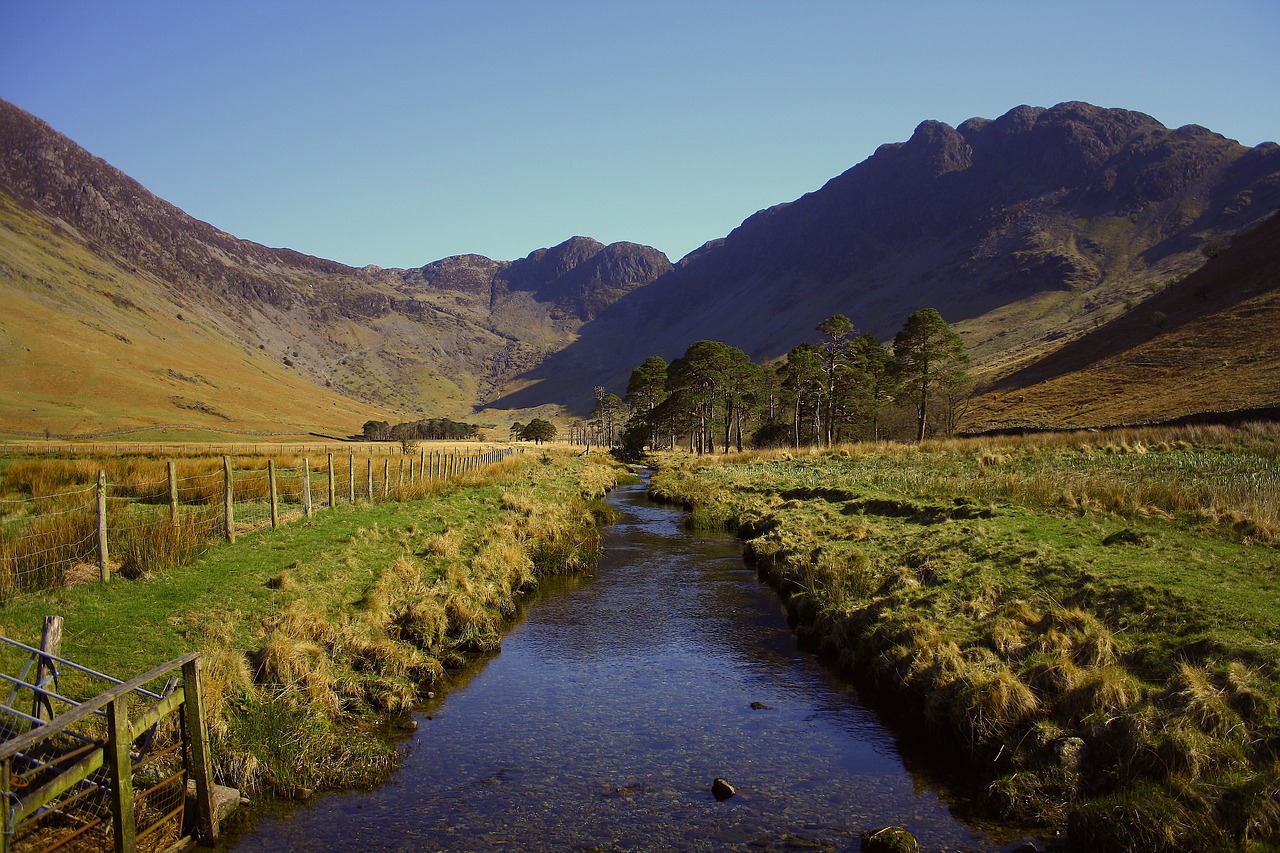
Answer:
[
  {"xmin": 229, "ymin": 466, "xmax": 1008, "ymax": 852},
  {"xmin": 648, "ymin": 424, "xmax": 1280, "ymax": 851},
  {"xmin": 0, "ymin": 449, "xmax": 626, "ymax": 799}
]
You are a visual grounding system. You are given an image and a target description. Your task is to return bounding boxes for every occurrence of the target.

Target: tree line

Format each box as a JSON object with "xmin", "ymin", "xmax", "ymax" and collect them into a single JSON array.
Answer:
[
  {"xmin": 615, "ymin": 307, "xmax": 972, "ymax": 456},
  {"xmin": 362, "ymin": 417, "xmax": 479, "ymax": 443}
]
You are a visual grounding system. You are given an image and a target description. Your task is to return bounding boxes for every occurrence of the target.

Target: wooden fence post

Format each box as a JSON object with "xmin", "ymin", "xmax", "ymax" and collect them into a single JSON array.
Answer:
[
  {"xmin": 268, "ymin": 460, "xmax": 279, "ymax": 529},
  {"xmin": 168, "ymin": 461, "xmax": 179, "ymax": 528},
  {"xmin": 33, "ymin": 615, "xmax": 62, "ymax": 722},
  {"xmin": 398, "ymin": 457, "xmax": 404, "ymax": 493},
  {"xmin": 366, "ymin": 458, "xmax": 373, "ymax": 500},
  {"xmin": 1, "ymin": 756, "xmax": 11, "ymax": 853},
  {"xmin": 303, "ymin": 457, "xmax": 313, "ymax": 517},
  {"xmin": 223, "ymin": 456, "xmax": 235, "ymax": 544},
  {"xmin": 182, "ymin": 656, "xmax": 218, "ymax": 846},
  {"xmin": 348, "ymin": 454, "xmax": 355, "ymax": 504},
  {"xmin": 327, "ymin": 453, "xmax": 336, "ymax": 508},
  {"xmin": 97, "ymin": 470, "xmax": 109, "ymax": 583},
  {"xmin": 105, "ymin": 695, "xmax": 136, "ymax": 853},
  {"xmin": 383, "ymin": 458, "xmax": 390, "ymax": 498}
]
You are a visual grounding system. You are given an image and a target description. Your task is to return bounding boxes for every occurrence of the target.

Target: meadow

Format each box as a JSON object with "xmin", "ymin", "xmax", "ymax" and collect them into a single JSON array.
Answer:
[{"xmin": 649, "ymin": 423, "xmax": 1280, "ymax": 851}]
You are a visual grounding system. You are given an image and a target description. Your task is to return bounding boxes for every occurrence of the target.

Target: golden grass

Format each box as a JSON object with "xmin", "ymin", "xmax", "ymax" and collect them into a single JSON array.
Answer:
[{"xmin": 0, "ymin": 448, "xmax": 526, "ymax": 597}]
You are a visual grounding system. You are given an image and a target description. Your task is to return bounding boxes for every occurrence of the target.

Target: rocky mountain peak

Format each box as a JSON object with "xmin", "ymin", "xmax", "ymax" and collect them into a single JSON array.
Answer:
[
  {"xmin": 497, "ymin": 236, "xmax": 673, "ymax": 321},
  {"xmin": 900, "ymin": 118, "xmax": 973, "ymax": 176}
]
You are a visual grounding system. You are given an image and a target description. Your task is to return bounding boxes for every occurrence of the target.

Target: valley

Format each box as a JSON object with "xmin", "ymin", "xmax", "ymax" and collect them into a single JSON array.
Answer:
[
  {"xmin": 3, "ymin": 98, "xmax": 1278, "ymax": 436},
  {"xmin": 2, "ymin": 93, "xmax": 1280, "ymax": 851}
]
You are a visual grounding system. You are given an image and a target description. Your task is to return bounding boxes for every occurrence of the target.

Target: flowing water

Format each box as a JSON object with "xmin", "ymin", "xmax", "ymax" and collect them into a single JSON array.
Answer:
[{"xmin": 229, "ymin": 476, "xmax": 1034, "ymax": 851}]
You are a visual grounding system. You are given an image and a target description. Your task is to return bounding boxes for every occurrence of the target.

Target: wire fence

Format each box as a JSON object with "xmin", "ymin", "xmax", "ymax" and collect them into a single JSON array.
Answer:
[{"xmin": 0, "ymin": 447, "xmax": 518, "ymax": 602}]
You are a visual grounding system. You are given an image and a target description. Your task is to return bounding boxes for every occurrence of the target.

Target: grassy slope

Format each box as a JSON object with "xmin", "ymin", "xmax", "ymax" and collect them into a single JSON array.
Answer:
[
  {"xmin": 0, "ymin": 450, "xmax": 623, "ymax": 796},
  {"xmin": 970, "ymin": 213, "xmax": 1280, "ymax": 430},
  {"xmin": 649, "ymin": 427, "xmax": 1280, "ymax": 850},
  {"xmin": 0, "ymin": 194, "xmax": 394, "ymax": 437}
]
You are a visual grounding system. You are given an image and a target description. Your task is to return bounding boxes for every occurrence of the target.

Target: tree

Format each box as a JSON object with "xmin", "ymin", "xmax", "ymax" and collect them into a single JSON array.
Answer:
[
  {"xmin": 625, "ymin": 355, "xmax": 668, "ymax": 415},
  {"xmin": 816, "ymin": 314, "xmax": 857, "ymax": 446},
  {"xmin": 779, "ymin": 344, "xmax": 825, "ymax": 448},
  {"xmin": 617, "ymin": 415, "xmax": 653, "ymax": 461},
  {"xmin": 520, "ymin": 418, "xmax": 557, "ymax": 444},
  {"xmin": 665, "ymin": 340, "xmax": 755, "ymax": 453},
  {"xmin": 852, "ymin": 333, "xmax": 893, "ymax": 441},
  {"xmin": 593, "ymin": 391, "xmax": 625, "ymax": 448},
  {"xmin": 510, "ymin": 421, "xmax": 525, "ymax": 441},
  {"xmin": 391, "ymin": 422, "xmax": 419, "ymax": 453},
  {"xmin": 892, "ymin": 308, "xmax": 971, "ymax": 441},
  {"xmin": 362, "ymin": 420, "xmax": 392, "ymax": 441}
]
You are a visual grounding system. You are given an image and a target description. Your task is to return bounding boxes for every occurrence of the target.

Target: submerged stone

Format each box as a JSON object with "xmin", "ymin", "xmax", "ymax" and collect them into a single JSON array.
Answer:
[
  {"xmin": 711, "ymin": 777, "xmax": 737, "ymax": 801},
  {"xmin": 860, "ymin": 825, "xmax": 919, "ymax": 853}
]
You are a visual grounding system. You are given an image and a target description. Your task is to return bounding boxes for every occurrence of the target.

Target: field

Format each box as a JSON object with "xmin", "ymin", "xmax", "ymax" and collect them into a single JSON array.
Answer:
[
  {"xmin": 0, "ymin": 441, "xmax": 516, "ymax": 598},
  {"xmin": 649, "ymin": 423, "xmax": 1280, "ymax": 851},
  {"xmin": 0, "ymin": 447, "xmax": 625, "ymax": 798}
]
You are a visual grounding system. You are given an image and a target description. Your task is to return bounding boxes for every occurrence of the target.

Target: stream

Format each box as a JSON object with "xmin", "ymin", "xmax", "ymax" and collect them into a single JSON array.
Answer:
[{"xmin": 229, "ymin": 475, "xmax": 1035, "ymax": 851}]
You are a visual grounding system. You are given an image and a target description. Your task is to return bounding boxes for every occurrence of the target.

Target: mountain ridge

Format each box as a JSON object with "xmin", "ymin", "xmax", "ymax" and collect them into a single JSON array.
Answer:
[
  {"xmin": 0, "ymin": 97, "xmax": 671, "ymax": 434},
  {"xmin": 3, "ymin": 97, "xmax": 1278, "ymax": 435},
  {"xmin": 488, "ymin": 101, "xmax": 1280, "ymax": 414}
]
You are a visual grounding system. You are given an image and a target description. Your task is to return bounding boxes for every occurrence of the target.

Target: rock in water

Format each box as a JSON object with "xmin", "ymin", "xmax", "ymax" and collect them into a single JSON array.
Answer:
[
  {"xmin": 860, "ymin": 825, "xmax": 919, "ymax": 852},
  {"xmin": 711, "ymin": 778, "xmax": 736, "ymax": 801}
]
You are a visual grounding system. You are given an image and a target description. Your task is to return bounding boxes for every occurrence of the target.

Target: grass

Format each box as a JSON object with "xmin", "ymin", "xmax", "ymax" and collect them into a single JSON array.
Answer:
[
  {"xmin": 0, "ymin": 449, "xmax": 624, "ymax": 797},
  {"xmin": 647, "ymin": 423, "xmax": 1280, "ymax": 851},
  {"xmin": 0, "ymin": 446, "xmax": 520, "ymax": 597}
]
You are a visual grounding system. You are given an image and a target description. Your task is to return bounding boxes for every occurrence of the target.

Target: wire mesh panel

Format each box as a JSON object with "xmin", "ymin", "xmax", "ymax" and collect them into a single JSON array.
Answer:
[
  {"xmin": 0, "ymin": 487, "xmax": 98, "ymax": 599},
  {"xmin": 1, "ymin": 646, "xmax": 215, "ymax": 853},
  {"xmin": 4, "ymin": 730, "xmax": 188, "ymax": 853}
]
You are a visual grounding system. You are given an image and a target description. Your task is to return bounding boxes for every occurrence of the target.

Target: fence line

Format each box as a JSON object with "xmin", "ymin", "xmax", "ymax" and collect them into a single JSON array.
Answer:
[
  {"xmin": 0, "ymin": 447, "xmax": 519, "ymax": 601},
  {"xmin": 0, "ymin": 441, "xmax": 508, "ymax": 460}
]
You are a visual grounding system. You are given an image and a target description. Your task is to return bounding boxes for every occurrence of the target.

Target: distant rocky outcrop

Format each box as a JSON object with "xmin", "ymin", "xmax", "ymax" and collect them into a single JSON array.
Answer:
[{"xmin": 390, "ymin": 236, "xmax": 673, "ymax": 321}]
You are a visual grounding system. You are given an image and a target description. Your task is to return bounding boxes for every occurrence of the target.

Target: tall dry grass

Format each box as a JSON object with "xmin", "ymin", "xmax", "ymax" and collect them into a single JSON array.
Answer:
[
  {"xmin": 0, "ymin": 448, "xmax": 520, "ymax": 596},
  {"xmin": 664, "ymin": 421, "xmax": 1280, "ymax": 543}
]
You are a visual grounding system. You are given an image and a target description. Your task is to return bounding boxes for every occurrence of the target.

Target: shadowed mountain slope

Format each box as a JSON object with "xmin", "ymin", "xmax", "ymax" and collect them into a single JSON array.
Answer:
[
  {"xmin": 489, "ymin": 102, "xmax": 1280, "ymax": 418},
  {"xmin": 969, "ymin": 210, "xmax": 1280, "ymax": 429}
]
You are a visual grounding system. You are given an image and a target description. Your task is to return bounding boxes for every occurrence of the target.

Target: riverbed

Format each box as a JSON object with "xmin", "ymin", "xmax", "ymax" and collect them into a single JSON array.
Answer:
[{"xmin": 229, "ymin": 476, "xmax": 1030, "ymax": 851}]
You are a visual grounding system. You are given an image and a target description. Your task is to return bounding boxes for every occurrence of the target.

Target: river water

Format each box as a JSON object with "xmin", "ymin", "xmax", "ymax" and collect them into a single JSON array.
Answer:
[{"xmin": 230, "ymin": 477, "xmax": 1028, "ymax": 851}]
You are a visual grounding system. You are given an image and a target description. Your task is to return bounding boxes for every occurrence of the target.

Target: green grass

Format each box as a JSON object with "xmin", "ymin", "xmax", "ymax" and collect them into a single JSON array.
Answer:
[
  {"xmin": 648, "ymin": 424, "xmax": 1280, "ymax": 850},
  {"xmin": 0, "ymin": 450, "xmax": 624, "ymax": 796}
]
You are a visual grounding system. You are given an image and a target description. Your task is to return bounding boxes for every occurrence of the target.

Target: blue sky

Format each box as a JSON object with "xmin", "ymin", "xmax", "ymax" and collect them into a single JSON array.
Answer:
[{"xmin": 2, "ymin": 1, "xmax": 1278, "ymax": 269}]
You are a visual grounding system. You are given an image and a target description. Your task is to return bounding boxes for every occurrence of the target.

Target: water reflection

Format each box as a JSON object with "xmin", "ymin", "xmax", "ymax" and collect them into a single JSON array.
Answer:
[{"xmin": 230, "ymin": 477, "xmax": 1019, "ymax": 851}]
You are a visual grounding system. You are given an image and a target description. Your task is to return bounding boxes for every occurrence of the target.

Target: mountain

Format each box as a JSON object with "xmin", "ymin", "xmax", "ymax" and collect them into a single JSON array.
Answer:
[
  {"xmin": 3, "ymin": 98, "xmax": 1278, "ymax": 436},
  {"xmin": 490, "ymin": 102, "xmax": 1280, "ymax": 416},
  {"xmin": 0, "ymin": 97, "xmax": 670, "ymax": 436},
  {"xmin": 969, "ymin": 209, "xmax": 1280, "ymax": 429}
]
